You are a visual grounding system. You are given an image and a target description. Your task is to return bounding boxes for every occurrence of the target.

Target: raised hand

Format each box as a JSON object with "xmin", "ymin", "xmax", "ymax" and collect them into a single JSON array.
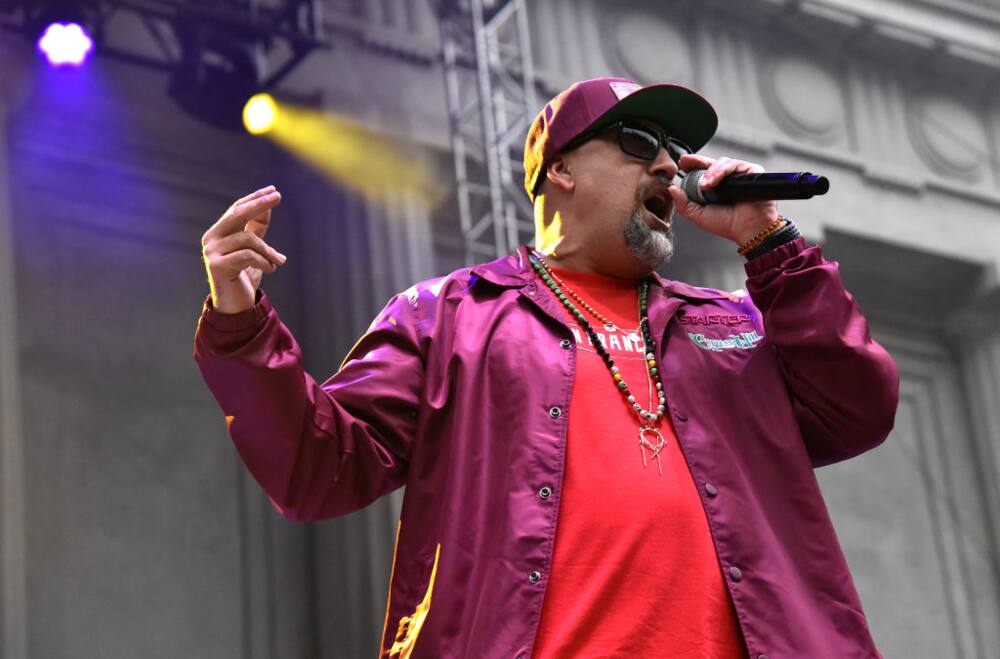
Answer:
[
  {"xmin": 201, "ymin": 185, "xmax": 286, "ymax": 314},
  {"xmin": 668, "ymin": 154, "xmax": 779, "ymax": 246}
]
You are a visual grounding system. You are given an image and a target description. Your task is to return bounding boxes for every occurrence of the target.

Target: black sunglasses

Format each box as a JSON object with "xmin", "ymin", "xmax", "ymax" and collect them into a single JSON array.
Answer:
[
  {"xmin": 568, "ymin": 121, "xmax": 692, "ymax": 165},
  {"xmin": 533, "ymin": 121, "xmax": 693, "ymax": 198}
]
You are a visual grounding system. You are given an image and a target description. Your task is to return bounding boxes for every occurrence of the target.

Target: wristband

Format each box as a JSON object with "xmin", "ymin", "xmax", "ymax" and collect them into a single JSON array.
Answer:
[
  {"xmin": 737, "ymin": 216, "xmax": 787, "ymax": 256},
  {"xmin": 744, "ymin": 219, "xmax": 801, "ymax": 260}
]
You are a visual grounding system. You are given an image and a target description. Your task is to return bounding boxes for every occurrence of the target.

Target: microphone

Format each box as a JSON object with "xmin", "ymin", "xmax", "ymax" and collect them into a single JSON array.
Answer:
[{"xmin": 680, "ymin": 171, "xmax": 830, "ymax": 205}]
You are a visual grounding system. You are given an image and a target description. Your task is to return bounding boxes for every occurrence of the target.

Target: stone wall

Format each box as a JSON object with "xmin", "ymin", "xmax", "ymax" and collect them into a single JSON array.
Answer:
[{"xmin": 1, "ymin": 0, "xmax": 997, "ymax": 656}]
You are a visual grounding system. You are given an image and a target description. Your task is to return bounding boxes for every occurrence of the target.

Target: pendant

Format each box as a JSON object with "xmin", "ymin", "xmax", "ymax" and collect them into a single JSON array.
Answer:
[{"xmin": 638, "ymin": 426, "xmax": 667, "ymax": 475}]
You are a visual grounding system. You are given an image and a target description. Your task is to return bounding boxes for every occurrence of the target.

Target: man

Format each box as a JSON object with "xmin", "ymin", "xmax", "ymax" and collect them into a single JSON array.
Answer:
[{"xmin": 195, "ymin": 77, "xmax": 899, "ymax": 658}]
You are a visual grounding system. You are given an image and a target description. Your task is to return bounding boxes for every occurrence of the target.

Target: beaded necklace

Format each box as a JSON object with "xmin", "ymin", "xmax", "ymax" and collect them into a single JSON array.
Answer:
[
  {"xmin": 540, "ymin": 265, "xmax": 622, "ymax": 332},
  {"xmin": 528, "ymin": 250, "xmax": 669, "ymax": 474}
]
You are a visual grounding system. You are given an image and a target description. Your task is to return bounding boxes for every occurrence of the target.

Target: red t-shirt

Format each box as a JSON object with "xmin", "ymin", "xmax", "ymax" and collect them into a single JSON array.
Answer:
[{"xmin": 532, "ymin": 266, "xmax": 747, "ymax": 658}]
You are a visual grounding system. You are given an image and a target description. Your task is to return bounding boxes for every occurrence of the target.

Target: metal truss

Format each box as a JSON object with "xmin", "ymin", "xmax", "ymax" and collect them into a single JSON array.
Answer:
[
  {"xmin": 0, "ymin": 0, "xmax": 327, "ymax": 89},
  {"xmin": 439, "ymin": 0, "xmax": 538, "ymax": 263}
]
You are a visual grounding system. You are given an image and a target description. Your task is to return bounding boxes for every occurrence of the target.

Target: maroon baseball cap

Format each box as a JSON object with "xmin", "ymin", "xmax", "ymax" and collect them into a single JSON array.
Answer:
[{"xmin": 523, "ymin": 77, "xmax": 718, "ymax": 201}]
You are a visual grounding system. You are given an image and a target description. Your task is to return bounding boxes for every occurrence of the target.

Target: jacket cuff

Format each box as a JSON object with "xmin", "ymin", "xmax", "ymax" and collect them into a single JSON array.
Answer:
[
  {"xmin": 744, "ymin": 237, "xmax": 808, "ymax": 276},
  {"xmin": 200, "ymin": 289, "xmax": 271, "ymax": 333}
]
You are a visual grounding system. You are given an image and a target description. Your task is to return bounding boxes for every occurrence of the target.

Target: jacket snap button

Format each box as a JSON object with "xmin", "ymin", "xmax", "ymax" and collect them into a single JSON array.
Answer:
[
  {"xmin": 548, "ymin": 406, "xmax": 562, "ymax": 418},
  {"xmin": 729, "ymin": 566, "xmax": 743, "ymax": 581},
  {"xmin": 538, "ymin": 486, "xmax": 552, "ymax": 500},
  {"xmin": 528, "ymin": 571, "xmax": 541, "ymax": 584},
  {"xmin": 560, "ymin": 339, "xmax": 572, "ymax": 349},
  {"xmin": 704, "ymin": 483, "xmax": 718, "ymax": 498}
]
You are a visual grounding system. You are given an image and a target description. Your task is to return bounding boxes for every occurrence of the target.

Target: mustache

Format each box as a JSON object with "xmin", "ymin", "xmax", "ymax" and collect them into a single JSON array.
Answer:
[{"xmin": 636, "ymin": 176, "xmax": 674, "ymax": 199}]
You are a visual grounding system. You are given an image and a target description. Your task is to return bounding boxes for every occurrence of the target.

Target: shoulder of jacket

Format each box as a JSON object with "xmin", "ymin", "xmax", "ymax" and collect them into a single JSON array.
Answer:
[{"xmin": 399, "ymin": 267, "xmax": 479, "ymax": 310}]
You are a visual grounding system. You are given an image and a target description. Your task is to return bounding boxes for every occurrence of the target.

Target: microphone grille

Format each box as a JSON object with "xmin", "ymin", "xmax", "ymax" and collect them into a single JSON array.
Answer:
[{"xmin": 680, "ymin": 170, "xmax": 706, "ymax": 204}]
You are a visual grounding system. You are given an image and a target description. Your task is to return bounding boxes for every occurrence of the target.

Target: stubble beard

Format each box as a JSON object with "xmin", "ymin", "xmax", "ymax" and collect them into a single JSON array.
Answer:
[{"xmin": 624, "ymin": 202, "xmax": 674, "ymax": 269}]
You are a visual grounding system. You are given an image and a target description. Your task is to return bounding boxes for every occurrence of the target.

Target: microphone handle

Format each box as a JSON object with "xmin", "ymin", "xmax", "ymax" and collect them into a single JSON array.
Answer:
[{"xmin": 682, "ymin": 171, "xmax": 830, "ymax": 204}]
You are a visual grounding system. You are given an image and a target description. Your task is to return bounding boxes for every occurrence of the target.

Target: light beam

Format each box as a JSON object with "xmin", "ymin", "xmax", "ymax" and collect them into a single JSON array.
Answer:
[{"xmin": 259, "ymin": 101, "xmax": 439, "ymax": 205}]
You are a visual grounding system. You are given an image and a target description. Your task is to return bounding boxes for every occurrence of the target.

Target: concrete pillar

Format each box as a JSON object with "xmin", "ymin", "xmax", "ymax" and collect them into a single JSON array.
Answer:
[
  {"xmin": 0, "ymin": 39, "xmax": 33, "ymax": 659},
  {"xmin": 954, "ymin": 286, "xmax": 1000, "ymax": 654},
  {"xmin": 286, "ymin": 166, "xmax": 436, "ymax": 656}
]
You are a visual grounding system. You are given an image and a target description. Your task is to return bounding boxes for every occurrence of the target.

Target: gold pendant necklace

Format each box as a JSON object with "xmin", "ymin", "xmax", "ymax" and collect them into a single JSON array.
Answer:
[
  {"xmin": 529, "ymin": 251, "xmax": 668, "ymax": 475},
  {"xmin": 639, "ymin": 342, "xmax": 666, "ymax": 474},
  {"xmin": 639, "ymin": 426, "xmax": 667, "ymax": 475}
]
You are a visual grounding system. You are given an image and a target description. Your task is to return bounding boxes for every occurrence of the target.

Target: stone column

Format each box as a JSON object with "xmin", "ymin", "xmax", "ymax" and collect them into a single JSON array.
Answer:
[
  {"xmin": 0, "ymin": 39, "xmax": 32, "ymax": 659},
  {"xmin": 286, "ymin": 165, "xmax": 437, "ymax": 656},
  {"xmin": 953, "ymin": 284, "xmax": 1000, "ymax": 653}
]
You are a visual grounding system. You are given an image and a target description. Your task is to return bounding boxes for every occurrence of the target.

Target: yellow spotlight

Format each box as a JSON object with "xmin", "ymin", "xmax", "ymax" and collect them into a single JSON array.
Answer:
[{"xmin": 243, "ymin": 93, "xmax": 278, "ymax": 135}]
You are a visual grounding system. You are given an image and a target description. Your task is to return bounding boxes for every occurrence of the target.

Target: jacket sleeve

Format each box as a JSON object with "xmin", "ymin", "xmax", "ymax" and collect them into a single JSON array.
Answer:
[
  {"xmin": 745, "ymin": 237, "xmax": 900, "ymax": 468},
  {"xmin": 193, "ymin": 288, "xmax": 424, "ymax": 521}
]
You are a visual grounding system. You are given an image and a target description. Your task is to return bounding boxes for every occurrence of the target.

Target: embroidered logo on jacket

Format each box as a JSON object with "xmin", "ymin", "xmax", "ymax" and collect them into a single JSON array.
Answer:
[
  {"xmin": 688, "ymin": 331, "xmax": 763, "ymax": 352},
  {"xmin": 678, "ymin": 314, "xmax": 751, "ymax": 327}
]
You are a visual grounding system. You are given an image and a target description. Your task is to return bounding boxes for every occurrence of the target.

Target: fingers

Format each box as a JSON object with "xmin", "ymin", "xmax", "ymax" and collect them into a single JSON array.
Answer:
[
  {"xmin": 233, "ymin": 185, "xmax": 275, "ymax": 208},
  {"xmin": 208, "ymin": 248, "xmax": 279, "ymax": 278},
  {"xmin": 678, "ymin": 155, "xmax": 765, "ymax": 190},
  {"xmin": 245, "ymin": 210, "xmax": 271, "ymax": 239},
  {"xmin": 208, "ymin": 230, "xmax": 286, "ymax": 267},
  {"xmin": 678, "ymin": 153, "xmax": 714, "ymax": 173},
  {"xmin": 202, "ymin": 187, "xmax": 282, "ymax": 245},
  {"xmin": 668, "ymin": 185, "xmax": 704, "ymax": 222},
  {"xmin": 235, "ymin": 188, "xmax": 275, "ymax": 240},
  {"xmin": 202, "ymin": 189, "xmax": 287, "ymax": 291}
]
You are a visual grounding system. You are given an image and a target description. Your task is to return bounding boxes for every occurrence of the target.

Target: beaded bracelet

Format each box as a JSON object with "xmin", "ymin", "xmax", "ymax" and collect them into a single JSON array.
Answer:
[
  {"xmin": 745, "ymin": 219, "xmax": 801, "ymax": 260},
  {"xmin": 737, "ymin": 216, "xmax": 787, "ymax": 256}
]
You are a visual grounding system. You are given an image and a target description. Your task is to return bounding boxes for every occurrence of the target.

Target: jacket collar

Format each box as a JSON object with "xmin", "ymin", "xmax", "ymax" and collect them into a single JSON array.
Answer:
[
  {"xmin": 469, "ymin": 245, "xmax": 533, "ymax": 288},
  {"xmin": 471, "ymin": 245, "xmax": 730, "ymax": 302}
]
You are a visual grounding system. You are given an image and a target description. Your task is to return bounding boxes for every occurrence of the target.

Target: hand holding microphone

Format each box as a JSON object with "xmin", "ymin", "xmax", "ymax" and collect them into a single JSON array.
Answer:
[
  {"xmin": 667, "ymin": 154, "xmax": 828, "ymax": 247},
  {"xmin": 680, "ymin": 170, "xmax": 829, "ymax": 205}
]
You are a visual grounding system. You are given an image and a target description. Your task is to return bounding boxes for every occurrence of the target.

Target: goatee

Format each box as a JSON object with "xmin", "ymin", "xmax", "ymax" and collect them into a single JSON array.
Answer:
[{"xmin": 624, "ymin": 204, "xmax": 674, "ymax": 268}]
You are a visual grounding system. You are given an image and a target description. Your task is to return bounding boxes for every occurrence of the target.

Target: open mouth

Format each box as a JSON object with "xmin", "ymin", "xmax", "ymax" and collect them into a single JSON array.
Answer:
[{"xmin": 642, "ymin": 190, "xmax": 672, "ymax": 225}]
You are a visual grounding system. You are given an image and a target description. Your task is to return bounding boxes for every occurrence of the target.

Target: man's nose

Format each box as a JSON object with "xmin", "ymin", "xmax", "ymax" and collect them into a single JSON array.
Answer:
[{"xmin": 648, "ymin": 146, "xmax": 679, "ymax": 180}]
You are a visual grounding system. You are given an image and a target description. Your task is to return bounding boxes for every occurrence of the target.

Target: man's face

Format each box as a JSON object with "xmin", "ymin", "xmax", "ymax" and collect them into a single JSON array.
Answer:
[{"xmin": 561, "ymin": 119, "xmax": 680, "ymax": 272}]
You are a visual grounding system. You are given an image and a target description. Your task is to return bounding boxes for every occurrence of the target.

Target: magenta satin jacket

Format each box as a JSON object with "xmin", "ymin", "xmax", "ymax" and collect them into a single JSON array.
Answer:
[{"xmin": 194, "ymin": 238, "xmax": 899, "ymax": 659}]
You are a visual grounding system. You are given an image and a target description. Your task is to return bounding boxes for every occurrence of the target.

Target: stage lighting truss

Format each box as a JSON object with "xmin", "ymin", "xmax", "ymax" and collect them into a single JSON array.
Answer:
[
  {"xmin": 438, "ymin": 0, "xmax": 538, "ymax": 262},
  {"xmin": 0, "ymin": 0, "xmax": 328, "ymax": 122}
]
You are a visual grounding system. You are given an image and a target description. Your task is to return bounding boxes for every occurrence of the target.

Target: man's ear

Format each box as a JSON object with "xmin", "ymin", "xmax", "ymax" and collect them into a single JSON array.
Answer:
[{"xmin": 546, "ymin": 154, "xmax": 575, "ymax": 193}]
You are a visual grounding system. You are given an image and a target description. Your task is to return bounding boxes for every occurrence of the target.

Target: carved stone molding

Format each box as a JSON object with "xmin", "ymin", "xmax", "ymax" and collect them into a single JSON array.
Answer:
[
  {"xmin": 762, "ymin": 54, "xmax": 845, "ymax": 144},
  {"xmin": 602, "ymin": 5, "xmax": 694, "ymax": 85},
  {"xmin": 755, "ymin": 0, "xmax": 1000, "ymax": 86},
  {"xmin": 908, "ymin": 93, "xmax": 990, "ymax": 179}
]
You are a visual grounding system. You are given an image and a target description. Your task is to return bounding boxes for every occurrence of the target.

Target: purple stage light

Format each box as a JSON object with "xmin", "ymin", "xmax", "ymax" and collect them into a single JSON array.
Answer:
[{"xmin": 37, "ymin": 22, "xmax": 94, "ymax": 67}]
